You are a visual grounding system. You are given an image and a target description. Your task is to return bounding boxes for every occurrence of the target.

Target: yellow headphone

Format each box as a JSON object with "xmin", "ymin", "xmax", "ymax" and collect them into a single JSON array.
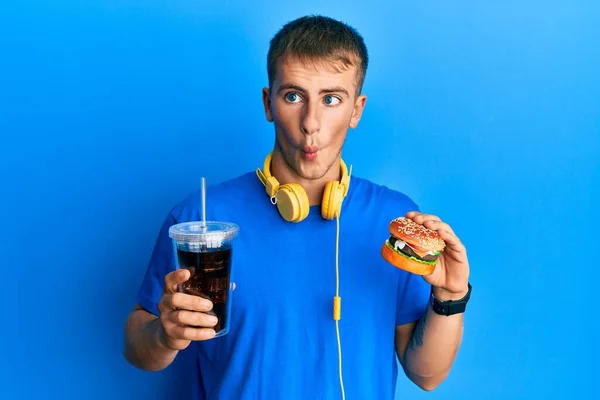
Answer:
[{"xmin": 255, "ymin": 152, "xmax": 352, "ymax": 222}]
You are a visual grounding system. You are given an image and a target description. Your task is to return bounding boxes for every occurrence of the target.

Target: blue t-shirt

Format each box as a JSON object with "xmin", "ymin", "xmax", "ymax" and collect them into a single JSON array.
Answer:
[{"xmin": 137, "ymin": 171, "xmax": 431, "ymax": 399}]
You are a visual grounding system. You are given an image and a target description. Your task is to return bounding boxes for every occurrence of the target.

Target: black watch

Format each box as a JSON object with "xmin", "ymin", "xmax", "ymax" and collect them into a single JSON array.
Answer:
[{"xmin": 430, "ymin": 283, "xmax": 472, "ymax": 316}]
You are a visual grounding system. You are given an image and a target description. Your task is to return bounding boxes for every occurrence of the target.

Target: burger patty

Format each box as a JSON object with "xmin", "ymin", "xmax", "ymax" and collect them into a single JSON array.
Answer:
[{"xmin": 388, "ymin": 236, "xmax": 440, "ymax": 262}]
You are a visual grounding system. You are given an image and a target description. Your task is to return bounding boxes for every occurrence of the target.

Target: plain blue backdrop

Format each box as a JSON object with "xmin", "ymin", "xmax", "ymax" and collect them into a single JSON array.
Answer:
[{"xmin": 2, "ymin": 1, "xmax": 599, "ymax": 399}]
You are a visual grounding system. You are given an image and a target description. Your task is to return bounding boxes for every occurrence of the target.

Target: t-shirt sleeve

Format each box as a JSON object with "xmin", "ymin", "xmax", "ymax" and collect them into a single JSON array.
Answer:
[
  {"xmin": 395, "ymin": 272, "xmax": 431, "ymax": 326},
  {"xmin": 136, "ymin": 211, "xmax": 178, "ymax": 316}
]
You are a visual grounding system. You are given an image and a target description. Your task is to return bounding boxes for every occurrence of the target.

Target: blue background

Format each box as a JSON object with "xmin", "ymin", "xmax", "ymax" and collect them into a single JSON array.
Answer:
[{"xmin": 2, "ymin": 1, "xmax": 599, "ymax": 399}]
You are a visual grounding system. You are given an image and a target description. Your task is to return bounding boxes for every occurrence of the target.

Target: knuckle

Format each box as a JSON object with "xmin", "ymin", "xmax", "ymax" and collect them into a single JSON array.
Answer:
[
  {"xmin": 162, "ymin": 293, "xmax": 174, "ymax": 305},
  {"xmin": 172, "ymin": 310, "xmax": 184, "ymax": 324},
  {"xmin": 171, "ymin": 292, "xmax": 184, "ymax": 306},
  {"xmin": 161, "ymin": 319, "xmax": 175, "ymax": 336},
  {"xmin": 159, "ymin": 307, "xmax": 168, "ymax": 321},
  {"xmin": 173, "ymin": 324, "xmax": 186, "ymax": 339},
  {"xmin": 158, "ymin": 296, "xmax": 172, "ymax": 313}
]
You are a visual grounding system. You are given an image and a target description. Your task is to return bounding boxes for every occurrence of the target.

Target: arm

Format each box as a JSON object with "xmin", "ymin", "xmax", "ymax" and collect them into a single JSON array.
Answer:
[
  {"xmin": 395, "ymin": 288, "xmax": 467, "ymax": 391},
  {"xmin": 394, "ymin": 211, "xmax": 471, "ymax": 390},
  {"xmin": 123, "ymin": 305, "xmax": 180, "ymax": 371}
]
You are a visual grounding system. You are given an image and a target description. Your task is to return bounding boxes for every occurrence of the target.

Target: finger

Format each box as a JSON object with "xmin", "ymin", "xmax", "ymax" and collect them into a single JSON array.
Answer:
[
  {"xmin": 411, "ymin": 213, "xmax": 442, "ymax": 224},
  {"xmin": 405, "ymin": 210, "xmax": 420, "ymax": 218},
  {"xmin": 438, "ymin": 229, "xmax": 465, "ymax": 252},
  {"xmin": 422, "ymin": 219, "xmax": 455, "ymax": 235},
  {"xmin": 170, "ymin": 325, "xmax": 217, "ymax": 341},
  {"xmin": 169, "ymin": 292, "xmax": 214, "ymax": 312},
  {"xmin": 164, "ymin": 269, "xmax": 191, "ymax": 293},
  {"xmin": 156, "ymin": 320, "xmax": 191, "ymax": 350},
  {"xmin": 232, "ymin": 282, "xmax": 237, "ymax": 291},
  {"xmin": 170, "ymin": 310, "xmax": 218, "ymax": 328}
]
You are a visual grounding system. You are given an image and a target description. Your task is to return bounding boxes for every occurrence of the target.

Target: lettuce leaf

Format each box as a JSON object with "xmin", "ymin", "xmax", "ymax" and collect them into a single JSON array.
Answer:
[{"xmin": 386, "ymin": 241, "xmax": 439, "ymax": 266}]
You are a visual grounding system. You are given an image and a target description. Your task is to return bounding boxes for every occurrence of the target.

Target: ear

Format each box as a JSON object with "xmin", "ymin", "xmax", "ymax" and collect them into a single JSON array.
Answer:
[
  {"xmin": 262, "ymin": 87, "xmax": 273, "ymax": 122},
  {"xmin": 349, "ymin": 94, "xmax": 367, "ymax": 129}
]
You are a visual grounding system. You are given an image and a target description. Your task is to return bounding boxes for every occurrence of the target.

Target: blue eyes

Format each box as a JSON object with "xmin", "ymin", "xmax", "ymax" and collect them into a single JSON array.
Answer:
[
  {"xmin": 324, "ymin": 95, "xmax": 340, "ymax": 106},
  {"xmin": 284, "ymin": 92, "xmax": 341, "ymax": 106},
  {"xmin": 286, "ymin": 92, "xmax": 299, "ymax": 102}
]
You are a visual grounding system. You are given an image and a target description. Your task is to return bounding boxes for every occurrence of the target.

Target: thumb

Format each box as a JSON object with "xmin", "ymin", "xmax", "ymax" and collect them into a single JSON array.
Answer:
[{"xmin": 164, "ymin": 268, "xmax": 191, "ymax": 293}]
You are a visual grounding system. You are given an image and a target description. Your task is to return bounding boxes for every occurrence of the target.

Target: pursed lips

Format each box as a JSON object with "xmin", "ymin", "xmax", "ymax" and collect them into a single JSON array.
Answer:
[{"xmin": 301, "ymin": 145, "xmax": 319, "ymax": 161}]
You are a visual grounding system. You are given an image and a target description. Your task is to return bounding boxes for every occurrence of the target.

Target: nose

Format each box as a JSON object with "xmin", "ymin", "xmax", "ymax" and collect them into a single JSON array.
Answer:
[{"xmin": 300, "ymin": 101, "xmax": 320, "ymax": 135}]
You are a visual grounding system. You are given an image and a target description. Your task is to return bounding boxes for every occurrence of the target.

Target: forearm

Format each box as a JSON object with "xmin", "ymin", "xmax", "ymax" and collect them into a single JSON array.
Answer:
[
  {"xmin": 123, "ymin": 309, "xmax": 179, "ymax": 371},
  {"xmin": 403, "ymin": 301, "xmax": 464, "ymax": 389}
]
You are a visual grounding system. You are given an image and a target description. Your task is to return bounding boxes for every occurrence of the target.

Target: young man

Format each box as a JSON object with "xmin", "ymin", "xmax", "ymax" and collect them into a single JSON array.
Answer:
[{"xmin": 124, "ymin": 15, "xmax": 471, "ymax": 399}]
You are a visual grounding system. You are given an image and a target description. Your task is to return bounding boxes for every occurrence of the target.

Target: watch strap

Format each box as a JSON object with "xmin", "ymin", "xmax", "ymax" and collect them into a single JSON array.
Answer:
[{"xmin": 430, "ymin": 283, "xmax": 472, "ymax": 316}]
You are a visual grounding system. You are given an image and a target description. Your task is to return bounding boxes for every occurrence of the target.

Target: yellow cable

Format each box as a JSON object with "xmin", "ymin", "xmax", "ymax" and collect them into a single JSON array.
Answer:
[{"xmin": 334, "ymin": 215, "xmax": 345, "ymax": 400}]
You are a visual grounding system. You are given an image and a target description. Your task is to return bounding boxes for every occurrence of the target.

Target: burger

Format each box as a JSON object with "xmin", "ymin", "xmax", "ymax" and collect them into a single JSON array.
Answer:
[{"xmin": 381, "ymin": 217, "xmax": 446, "ymax": 275}]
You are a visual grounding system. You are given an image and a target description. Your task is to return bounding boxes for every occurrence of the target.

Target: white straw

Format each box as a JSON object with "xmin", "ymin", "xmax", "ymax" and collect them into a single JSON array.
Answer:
[{"xmin": 201, "ymin": 177, "xmax": 207, "ymax": 229}]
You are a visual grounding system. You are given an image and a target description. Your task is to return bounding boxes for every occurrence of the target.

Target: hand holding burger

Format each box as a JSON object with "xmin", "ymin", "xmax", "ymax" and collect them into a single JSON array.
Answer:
[{"xmin": 381, "ymin": 211, "xmax": 470, "ymax": 300}]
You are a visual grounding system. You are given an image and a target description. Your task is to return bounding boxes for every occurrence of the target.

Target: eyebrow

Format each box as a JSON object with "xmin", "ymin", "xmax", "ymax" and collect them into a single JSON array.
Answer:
[{"xmin": 276, "ymin": 83, "xmax": 349, "ymax": 97}]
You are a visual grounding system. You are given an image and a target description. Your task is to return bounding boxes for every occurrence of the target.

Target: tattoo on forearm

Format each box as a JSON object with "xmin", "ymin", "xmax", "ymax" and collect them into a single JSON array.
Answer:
[{"xmin": 409, "ymin": 308, "xmax": 429, "ymax": 351}]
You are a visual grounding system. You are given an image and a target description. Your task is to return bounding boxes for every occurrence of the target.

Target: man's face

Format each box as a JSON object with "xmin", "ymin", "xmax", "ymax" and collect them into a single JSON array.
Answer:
[{"xmin": 262, "ymin": 57, "xmax": 366, "ymax": 181}]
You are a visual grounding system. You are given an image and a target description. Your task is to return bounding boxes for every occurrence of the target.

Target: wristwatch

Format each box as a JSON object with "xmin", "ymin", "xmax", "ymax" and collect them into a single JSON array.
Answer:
[{"xmin": 430, "ymin": 283, "xmax": 472, "ymax": 316}]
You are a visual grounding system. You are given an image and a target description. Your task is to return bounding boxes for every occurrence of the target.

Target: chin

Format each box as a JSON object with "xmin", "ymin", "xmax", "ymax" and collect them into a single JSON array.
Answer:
[
  {"xmin": 301, "ymin": 154, "xmax": 343, "ymax": 181},
  {"xmin": 301, "ymin": 167, "xmax": 333, "ymax": 181},
  {"xmin": 294, "ymin": 164, "xmax": 324, "ymax": 180},
  {"xmin": 291, "ymin": 156, "xmax": 323, "ymax": 179}
]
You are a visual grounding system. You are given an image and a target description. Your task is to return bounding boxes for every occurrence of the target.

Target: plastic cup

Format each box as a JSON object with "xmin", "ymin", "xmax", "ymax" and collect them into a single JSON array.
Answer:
[{"xmin": 169, "ymin": 221, "xmax": 240, "ymax": 337}]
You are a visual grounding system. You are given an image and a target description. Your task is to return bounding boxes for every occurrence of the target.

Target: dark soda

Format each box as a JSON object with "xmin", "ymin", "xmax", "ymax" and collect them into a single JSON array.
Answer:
[{"xmin": 176, "ymin": 245, "xmax": 232, "ymax": 334}]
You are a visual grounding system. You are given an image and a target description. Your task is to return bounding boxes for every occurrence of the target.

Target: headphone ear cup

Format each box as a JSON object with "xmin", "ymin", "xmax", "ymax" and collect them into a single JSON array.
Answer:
[
  {"xmin": 276, "ymin": 183, "xmax": 310, "ymax": 222},
  {"xmin": 322, "ymin": 181, "xmax": 344, "ymax": 220}
]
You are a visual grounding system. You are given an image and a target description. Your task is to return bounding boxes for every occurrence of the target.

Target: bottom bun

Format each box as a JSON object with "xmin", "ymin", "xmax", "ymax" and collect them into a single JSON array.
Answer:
[{"xmin": 381, "ymin": 243, "xmax": 437, "ymax": 276}]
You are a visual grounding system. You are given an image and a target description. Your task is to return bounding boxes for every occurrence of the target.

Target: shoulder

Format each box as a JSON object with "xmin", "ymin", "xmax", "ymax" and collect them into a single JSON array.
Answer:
[
  {"xmin": 169, "ymin": 171, "xmax": 260, "ymax": 223},
  {"xmin": 348, "ymin": 176, "xmax": 420, "ymax": 217}
]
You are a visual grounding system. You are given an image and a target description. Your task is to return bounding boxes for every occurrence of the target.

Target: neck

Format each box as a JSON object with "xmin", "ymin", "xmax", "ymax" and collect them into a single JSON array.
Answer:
[{"xmin": 270, "ymin": 149, "xmax": 341, "ymax": 206}]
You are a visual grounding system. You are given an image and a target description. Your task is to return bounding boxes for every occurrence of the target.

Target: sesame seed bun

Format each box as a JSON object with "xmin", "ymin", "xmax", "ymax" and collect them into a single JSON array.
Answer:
[{"xmin": 389, "ymin": 217, "xmax": 446, "ymax": 252}]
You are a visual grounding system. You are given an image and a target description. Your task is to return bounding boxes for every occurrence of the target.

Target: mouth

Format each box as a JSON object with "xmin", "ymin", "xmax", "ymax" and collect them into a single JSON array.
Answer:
[{"xmin": 301, "ymin": 145, "xmax": 319, "ymax": 161}]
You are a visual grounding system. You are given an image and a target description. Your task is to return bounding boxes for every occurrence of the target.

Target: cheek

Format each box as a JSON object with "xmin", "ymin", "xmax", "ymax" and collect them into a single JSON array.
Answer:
[
  {"xmin": 272, "ymin": 106, "xmax": 300, "ymax": 145},
  {"xmin": 273, "ymin": 103, "xmax": 298, "ymax": 127},
  {"xmin": 325, "ymin": 107, "xmax": 353, "ymax": 133}
]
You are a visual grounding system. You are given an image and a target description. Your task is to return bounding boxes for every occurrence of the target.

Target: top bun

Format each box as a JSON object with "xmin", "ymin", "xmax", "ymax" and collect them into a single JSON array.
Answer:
[{"xmin": 388, "ymin": 217, "xmax": 446, "ymax": 252}]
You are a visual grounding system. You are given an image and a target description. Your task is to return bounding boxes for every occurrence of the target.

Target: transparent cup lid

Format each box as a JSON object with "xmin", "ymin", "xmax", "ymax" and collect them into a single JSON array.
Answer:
[{"xmin": 169, "ymin": 221, "xmax": 240, "ymax": 244}]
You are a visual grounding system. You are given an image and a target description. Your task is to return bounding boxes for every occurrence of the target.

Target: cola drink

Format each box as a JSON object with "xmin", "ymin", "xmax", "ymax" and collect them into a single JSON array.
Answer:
[{"xmin": 169, "ymin": 221, "xmax": 239, "ymax": 337}]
